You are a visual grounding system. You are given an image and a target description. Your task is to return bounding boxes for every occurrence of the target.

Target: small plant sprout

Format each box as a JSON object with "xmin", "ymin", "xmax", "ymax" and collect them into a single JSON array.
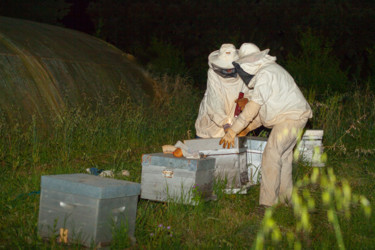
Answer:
[
  {"xmin": 191, "ymin": 184, "xmax": 203, "ymax": 205},
  {"xmin": 149, "ymin": 223, "xmax": 174, "ymax": 246}
]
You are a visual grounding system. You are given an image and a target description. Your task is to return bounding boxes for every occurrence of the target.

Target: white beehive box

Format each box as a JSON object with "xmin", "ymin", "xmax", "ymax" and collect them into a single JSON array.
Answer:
[
  {"xmin": 38, "ymin": 174, "xmax": 140, "ymax": 247},
  {"xmin": 245, "ymin": 136, "xmax": 268, "ymax": 185},
  {"xmin": 141, "ymin": 153, "xmax": 215, "ymax": 204},
  {"xmin": 184, "ymin": 137, "xmax": 249, "ymax": 193},
  {"xmin": 297, "ymin": 129, "xmax": 325, "ymax": 167}
]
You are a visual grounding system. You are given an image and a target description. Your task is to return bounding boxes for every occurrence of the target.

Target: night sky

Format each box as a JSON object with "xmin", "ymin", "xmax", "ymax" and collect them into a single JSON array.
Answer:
[
  {"xmin": 1, "ymin": 0, "xmax": 374, "ymax": 88},
  {"xmin": 62, "ymin": 0, "xmax": 95, "ymax": 34}
]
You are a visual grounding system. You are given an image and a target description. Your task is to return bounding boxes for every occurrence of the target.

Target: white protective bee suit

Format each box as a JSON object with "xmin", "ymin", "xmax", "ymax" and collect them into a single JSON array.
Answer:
[
  {"xmin": 221, "ymin": 45, "xmax": 313, "ymax": 206},
  {"xmin": 195, "ymin": 44, "xmax": 253, "ymax": 138}
]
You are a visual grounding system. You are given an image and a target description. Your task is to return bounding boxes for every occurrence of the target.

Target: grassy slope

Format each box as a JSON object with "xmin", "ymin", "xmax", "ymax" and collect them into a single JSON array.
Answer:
[{"xmin": 0, "ymin": 75, "xmax": 374, "ymax": 249}]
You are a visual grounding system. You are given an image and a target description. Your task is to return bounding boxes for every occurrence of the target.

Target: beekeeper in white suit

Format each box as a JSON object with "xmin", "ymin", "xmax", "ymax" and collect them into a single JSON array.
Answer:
[
  {"xmin": 195, "ymin": 44, "xmax": 253, "ymax": 138},
  {"xmin": 220, "ymin": 43, "xmax": 312, "ymax": 206}
]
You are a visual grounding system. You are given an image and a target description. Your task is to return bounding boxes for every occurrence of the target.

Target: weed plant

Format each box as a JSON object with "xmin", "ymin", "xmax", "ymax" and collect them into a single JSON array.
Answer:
[{"xmin": 0, "ymin": 69, "xmax": 374, "ymax": 248}]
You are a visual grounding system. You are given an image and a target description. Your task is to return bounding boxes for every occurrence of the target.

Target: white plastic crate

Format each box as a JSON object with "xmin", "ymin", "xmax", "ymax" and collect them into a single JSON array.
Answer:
[
  {"xmin": 245, "ymin": 136, "xmax": 268, "ymax": 185},
  {"xmin": 297, "ymin": 129, "xmax": 325, "ymax": 167},
  {"xmin": 184, "ymin": 137, "xmax": 249, "ymax": 193},
  {"xmin": 244, "ymin": 130, "xmax": 324, "ymax": 185}
]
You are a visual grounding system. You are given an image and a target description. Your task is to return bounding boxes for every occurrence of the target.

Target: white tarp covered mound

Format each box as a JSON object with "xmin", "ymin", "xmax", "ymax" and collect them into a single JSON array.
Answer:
[{"xmin": 0, "ymin": 16, "xmax": 155, "ymax": 126}]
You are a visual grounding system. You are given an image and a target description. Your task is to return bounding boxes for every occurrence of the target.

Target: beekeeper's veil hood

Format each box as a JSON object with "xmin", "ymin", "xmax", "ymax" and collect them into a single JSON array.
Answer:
[
  {"xmin": 238, "ymin": 43, "xmax": 261, "ymax": 58},
  {"xmin": 236, "ymin": 43, "xmax": 274, "ymax": 75},
  {"xmin": 208, "ymin": 44, "xmax": 239, "ymax": 69}
]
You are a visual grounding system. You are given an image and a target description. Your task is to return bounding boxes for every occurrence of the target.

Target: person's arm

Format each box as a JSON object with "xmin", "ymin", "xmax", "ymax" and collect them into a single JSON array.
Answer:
[
  {"xmin": 237, "ymin": 115, "xmax": 262, "ymax": 137},
  {"xmin": 231, "ymin": 72, "xmax": 271, "ymax": 133},
  {"xmin": 231, "ymin": 101, "xmax": 261, "ymax": 133},
  {"xmin": 220, "ymin": 73, "xmax": 270, "ymax": 148},
  {"xmin": 220, "ymin": 101, "xmax": 261, "ymax": 148}
]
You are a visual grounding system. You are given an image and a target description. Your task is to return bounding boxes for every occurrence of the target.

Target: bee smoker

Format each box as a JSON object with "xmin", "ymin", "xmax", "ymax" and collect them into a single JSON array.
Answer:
[{"xmin": 234, "ymin": 92, "xmax": 244, "ymax": 117}]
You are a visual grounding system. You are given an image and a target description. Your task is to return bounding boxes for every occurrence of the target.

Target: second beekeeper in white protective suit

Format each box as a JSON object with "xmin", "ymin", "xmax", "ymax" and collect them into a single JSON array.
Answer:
[
  {"xmin": 220, "ymin": 43, "xmax": 313, "ymax": 207},
  {"xmin": 195, "ymin": 43, "xmax": 254, "ymax": 138}
]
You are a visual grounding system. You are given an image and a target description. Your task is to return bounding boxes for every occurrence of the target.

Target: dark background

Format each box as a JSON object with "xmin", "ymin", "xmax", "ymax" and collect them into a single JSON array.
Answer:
[{"xmin": 1, "ymin": 0, "xmax": 374, "ymax": 90}]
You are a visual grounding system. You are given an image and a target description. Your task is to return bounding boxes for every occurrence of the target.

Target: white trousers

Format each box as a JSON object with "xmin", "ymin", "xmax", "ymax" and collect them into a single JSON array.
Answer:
[{"xmin": 259, "ymin": 119, "xmax": 307, "ymax": 206}]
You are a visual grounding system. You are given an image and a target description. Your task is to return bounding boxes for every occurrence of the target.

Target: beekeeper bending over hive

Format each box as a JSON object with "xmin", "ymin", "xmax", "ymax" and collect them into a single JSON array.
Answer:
[
  {"xmin": 220, "ymin": 43, "xmax": 312, "ymax": 207},
  {"xmin": 195, "ymin": 44, "xmax": 254, "ymax": 138}
]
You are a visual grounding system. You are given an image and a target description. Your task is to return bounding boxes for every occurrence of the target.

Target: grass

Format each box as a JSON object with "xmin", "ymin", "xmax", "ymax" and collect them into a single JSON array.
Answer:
[{"xmin": 0, "ymin": 74, "xmax": 374, "ymax": 249}]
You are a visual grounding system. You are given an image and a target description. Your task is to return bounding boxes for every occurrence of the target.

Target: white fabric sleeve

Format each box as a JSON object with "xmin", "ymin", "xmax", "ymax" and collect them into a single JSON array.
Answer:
[
  {"xmin": 246, "ymin": 115, "xmax": 262, "ymax": 131},
  {"xmin": 205, "ymin": 70, "xmax": 229, "ymax": 126},
  {"xmin": 237, "ymin": 115, "xmax": 262, "ymax": 136},
  {"xmin": 231, "ymin": 101, "xmax": 261, "ymax": 133}
]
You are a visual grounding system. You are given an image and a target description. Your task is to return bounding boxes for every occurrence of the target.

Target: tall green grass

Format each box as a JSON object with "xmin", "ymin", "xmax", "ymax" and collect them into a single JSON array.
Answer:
[
  {"xmin": 285, "ymin": 29, "xmax": 350, "ymax": 96},
  {"xmin": 0, "ymin": 66, "xmax": 374, "ymax": 248}
]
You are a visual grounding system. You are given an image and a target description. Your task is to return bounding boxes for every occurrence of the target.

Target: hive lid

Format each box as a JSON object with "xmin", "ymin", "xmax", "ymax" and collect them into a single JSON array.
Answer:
[
  {"xmin": 184, "ymin": 137, "xmax": 247, "ymax": 151},
  {"xmin": 302, "ymin": 129, "xmax": 324, "ymax": 140},
  {"xmin": 141, "ymin": 153, "xmax": 215, "ymax": 171},
  {"xmin": 41, "ymin": 174, "xmax": 140, "ymax": 199}
]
